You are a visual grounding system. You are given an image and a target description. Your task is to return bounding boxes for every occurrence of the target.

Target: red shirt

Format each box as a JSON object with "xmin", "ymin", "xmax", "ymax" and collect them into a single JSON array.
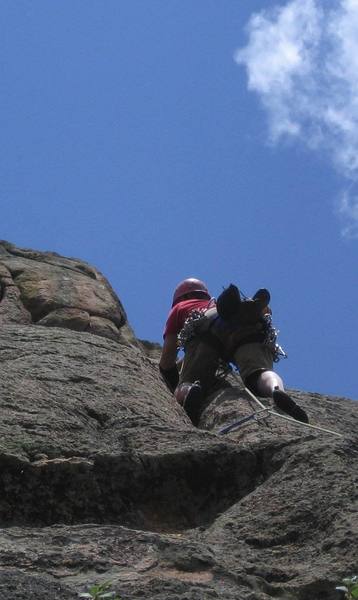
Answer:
[{"xmin": 163, "ymin": 298, "xmax": 212, "ymax": 338}]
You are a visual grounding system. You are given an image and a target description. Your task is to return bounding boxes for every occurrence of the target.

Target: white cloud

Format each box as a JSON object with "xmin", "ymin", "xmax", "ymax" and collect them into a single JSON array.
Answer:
[
  {"xmin": 235, "ymin": 0, "xmax": 358, "ymax": 237},
  {"xmin": 337, "ymin": 189, "xmax": 358, "ymax": 238}
]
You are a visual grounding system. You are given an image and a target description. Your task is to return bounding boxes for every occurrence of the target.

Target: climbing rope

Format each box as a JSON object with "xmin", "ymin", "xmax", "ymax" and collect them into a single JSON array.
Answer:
[{"xmin": 218, "ymin": 369, "xmax": 343, "ymax": 438}]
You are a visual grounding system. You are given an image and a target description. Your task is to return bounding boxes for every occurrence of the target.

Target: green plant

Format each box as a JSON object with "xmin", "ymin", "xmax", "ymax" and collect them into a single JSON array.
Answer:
[
  {"xmin": 336, "ymin": 576, "xmax": 358, "ymax": 599},
  {"xmin": 79, "ymin": 581, "xmax": 121, "ymax": 600}
]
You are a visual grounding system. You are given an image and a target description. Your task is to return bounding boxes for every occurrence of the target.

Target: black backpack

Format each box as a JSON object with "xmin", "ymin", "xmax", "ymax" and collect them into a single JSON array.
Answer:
[{"xmin": 216, "ymin": 284, "xmax": 270, "ymax": 325}]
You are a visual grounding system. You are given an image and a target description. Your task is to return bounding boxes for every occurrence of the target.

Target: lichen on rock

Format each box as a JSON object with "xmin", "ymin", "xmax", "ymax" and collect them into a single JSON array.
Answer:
[{"xmin": 0, "ymin": 240, "xmax": 132, "ymax": 343}]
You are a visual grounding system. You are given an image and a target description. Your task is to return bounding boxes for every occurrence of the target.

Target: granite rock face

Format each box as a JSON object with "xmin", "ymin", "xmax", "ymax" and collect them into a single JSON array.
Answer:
[
  {"xmin": 0, "ymin": 240, "xmax": 136, "ymax": 345},
  {"xmin": 0, "ymin": 242, "xmax": 357, "ymax": 600}
]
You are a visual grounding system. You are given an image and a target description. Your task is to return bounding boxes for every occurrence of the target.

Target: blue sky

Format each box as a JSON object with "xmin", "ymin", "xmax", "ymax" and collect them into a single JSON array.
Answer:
[{"xmin": 1, "ymin": 1, "xmax": 357, "ymax": 400}]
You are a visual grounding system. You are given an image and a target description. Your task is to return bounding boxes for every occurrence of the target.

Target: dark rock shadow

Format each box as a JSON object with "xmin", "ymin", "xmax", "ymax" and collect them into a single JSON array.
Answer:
[{"xmin": 0, "ymin": 441, "xmax": 289, "ymax": 533}]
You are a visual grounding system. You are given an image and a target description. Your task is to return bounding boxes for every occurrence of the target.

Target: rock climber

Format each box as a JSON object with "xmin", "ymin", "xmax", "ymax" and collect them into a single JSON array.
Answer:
[
  {"xmin": 159, "ymin": 278, "xmax": 213, "ymax": 400},
  {"xmin": 159, "ymin": 278, "xmax": 308, "ymax": 426}
]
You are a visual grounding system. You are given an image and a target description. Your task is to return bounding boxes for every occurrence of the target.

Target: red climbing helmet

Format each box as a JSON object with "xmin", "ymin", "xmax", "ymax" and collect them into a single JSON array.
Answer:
[{"xmin": 172, "ymin": 278, "xmax": 210, "ymax": 307}]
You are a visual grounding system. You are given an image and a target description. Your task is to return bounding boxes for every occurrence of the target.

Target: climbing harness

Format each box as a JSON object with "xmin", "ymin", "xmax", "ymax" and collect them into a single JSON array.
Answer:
[
  {"xmin": 178, "ymin": 293, "xmax": 286, "ymax": 364},
  {"xmin": 218, "ymin": 368, "xmax": 343, "ymax": 438}
]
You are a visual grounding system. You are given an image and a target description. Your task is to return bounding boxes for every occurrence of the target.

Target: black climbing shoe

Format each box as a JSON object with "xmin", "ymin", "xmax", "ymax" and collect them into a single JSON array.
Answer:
[
  {"xmin": 273, "ymin": 389, "xmax": 309, "ymax": 423},
  {"xmin": 183, "ymin": 382, "xmax": 203, "ymax": 427}
]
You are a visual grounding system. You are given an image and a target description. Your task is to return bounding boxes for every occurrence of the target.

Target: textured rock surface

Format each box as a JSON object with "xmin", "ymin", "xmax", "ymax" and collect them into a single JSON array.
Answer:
[
  {"xmin": 0, "ymin": 242, "xmax": 357, "ymax": 600},
  {"xmin": 0, "ymin": 240, "xmax": 136, "ymax": 344}
]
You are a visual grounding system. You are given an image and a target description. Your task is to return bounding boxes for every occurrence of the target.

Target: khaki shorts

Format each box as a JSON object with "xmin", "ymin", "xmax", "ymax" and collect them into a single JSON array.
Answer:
[
  {"xmin": 233, "ymin": 342, "xmax": 273, "ymax": 382},
  {"xmin": 179, "ymin": 338, "xmax": 221, "ymax": 393}
]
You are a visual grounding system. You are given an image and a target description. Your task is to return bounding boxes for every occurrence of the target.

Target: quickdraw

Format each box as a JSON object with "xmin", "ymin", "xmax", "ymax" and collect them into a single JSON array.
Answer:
[{"xmin": 261, "ymin": 313, "xmax": 288, "ymax": 362}]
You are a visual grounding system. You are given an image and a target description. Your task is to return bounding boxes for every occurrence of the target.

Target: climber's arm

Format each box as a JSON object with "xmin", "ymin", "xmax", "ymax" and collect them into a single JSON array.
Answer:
[{"xmin": 159, "ymin": 334, "xmax": 179, "ymax": 392}]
